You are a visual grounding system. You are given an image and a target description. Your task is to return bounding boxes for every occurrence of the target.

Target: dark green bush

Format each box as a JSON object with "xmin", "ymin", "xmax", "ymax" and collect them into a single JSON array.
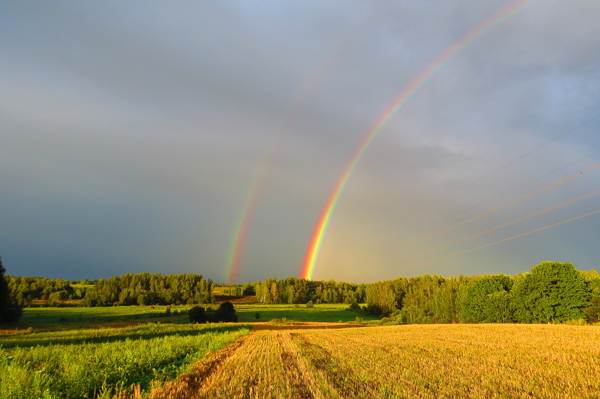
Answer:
[
  {"xmin": 189, "ymin": 306, "xmax": 208, "ymax": 323},
  {"xmin": 214, "ymin": 301, "xmax": 237, "ymax": 322}
]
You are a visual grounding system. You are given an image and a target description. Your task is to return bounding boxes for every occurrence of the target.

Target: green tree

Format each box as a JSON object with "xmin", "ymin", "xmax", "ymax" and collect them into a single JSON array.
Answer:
[
  {"xmin": 512, "ymin": 261, "xmax": 590, "ymax": 323},
  {"xmin": 585, "ymin": 297, "xmax": 600, "ymax": 323},
  {"xmin": 583, "ymin": 272, "xmax": 600, "ymax": 323},
  {"xmin": 137, "ymin": 293, "xmax": 148, "ymax": 306},
  {"xmin": 214, "ymin": 301, "xmax": 237, "ymax": 322},
  {"xmin": 0, "ymin": 258, "xmax": 22, "ymax": 323},
  {"xmin": 460, "ymin": 275, "xmax": 513, "ymax": 323},
  {"xmin": 47, "ymin": 291, "xmax": 64, "ymax": 307}
]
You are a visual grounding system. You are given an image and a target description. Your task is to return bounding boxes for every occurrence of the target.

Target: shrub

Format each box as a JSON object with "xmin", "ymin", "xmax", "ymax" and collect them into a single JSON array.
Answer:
[
  {"xmin": 306, "ymin": 300, "xmax": 314, "ymax": 308},
  {"xmin": 347, "ymin": 302, "xmax": 361, "ymax": 312},
  {"xmin": 254, "ymin": 312, "xmax": 260, "ymax": 320},
  {"xmin": 189, "ymin": 306, "xmax": 208, "ymax": 323},
  {"xmin": 242, "ymin": 284, "xmax": 255, "ymax": 296},
  {"xmin": 366, "ymin": 303, "xmax": 383, "ymax": 316},
  {"xmin": 562, "ymin": 319, "xmax": 587, "ymax": 326},
  {"xmin": 2, "ymin": 302, "xmax": 22, "ymax": 323},
  {"xmin": 214, "ymin": 302, "xmax": 237, "ymax": 322}
]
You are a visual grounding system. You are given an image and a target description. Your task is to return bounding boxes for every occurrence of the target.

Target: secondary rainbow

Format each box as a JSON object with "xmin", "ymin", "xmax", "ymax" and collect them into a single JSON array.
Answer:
[
  {"xmin": 300, "ymin": 0, "xmax": 529, "ymax": 280},
  {"xmin": 226, "ymin": 158, "xmax": 272, "ymax": 283}
]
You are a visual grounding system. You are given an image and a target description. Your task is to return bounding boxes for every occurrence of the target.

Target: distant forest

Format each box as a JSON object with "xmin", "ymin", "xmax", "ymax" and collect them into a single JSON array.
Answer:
[{"xmin": 6, "ymin": 261, "xmax": 600, "ymax": 324}]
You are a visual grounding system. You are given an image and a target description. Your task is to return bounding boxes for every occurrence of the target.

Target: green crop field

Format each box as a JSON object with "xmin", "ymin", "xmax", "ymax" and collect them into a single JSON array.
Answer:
[
  {"xmin": 11, "ymin": 304, "xmax": 373, "ymax": 331},
  {"xmin": 0, "ymin": 323, "xmax": 248, "ymax": 398},
  {"xmin": 2, "ymin": 305, "xmax": 600, "ymax": 398},
  {"xmin": 235, "ymin": 304, "xmax": 376, "ymax": 323},
  {"xmin": 0, "ymin": 304, "xmax": 372, "ymax": 398},
  {"xmin": 14, "ymin": 306, "xmax": 190, "ymax": 331}
]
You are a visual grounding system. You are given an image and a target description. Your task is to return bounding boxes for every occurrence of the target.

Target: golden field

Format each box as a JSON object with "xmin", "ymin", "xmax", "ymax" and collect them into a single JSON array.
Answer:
[{"xmin": 149, "ymin": 323, "xmax": 600, "ymax": 398}]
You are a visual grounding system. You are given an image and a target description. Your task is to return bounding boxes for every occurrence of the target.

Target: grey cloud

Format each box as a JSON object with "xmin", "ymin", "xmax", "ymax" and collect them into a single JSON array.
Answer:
[{"xmin": 1, "ymin": 1, "xmax": 599, "ymax": 281}]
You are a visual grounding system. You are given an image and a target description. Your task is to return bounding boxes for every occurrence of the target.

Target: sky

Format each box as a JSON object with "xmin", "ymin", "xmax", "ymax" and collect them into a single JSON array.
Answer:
[{"xmin": 1, "ymin": 0, "xmax": 599, "ymax": 282}]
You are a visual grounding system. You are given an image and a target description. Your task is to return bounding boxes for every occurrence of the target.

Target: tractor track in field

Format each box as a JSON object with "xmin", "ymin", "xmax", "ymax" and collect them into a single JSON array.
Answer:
[
  {"xmin": 147, "ymin": 328, "xmax": 337, "ymax": 398},
  {"xmin": 147, "ymin": 323, "xmax": 374, "ymax": 399},
  {"xmin": 148, "ymin": 334, "xmax": 250, "ymax": 399}
]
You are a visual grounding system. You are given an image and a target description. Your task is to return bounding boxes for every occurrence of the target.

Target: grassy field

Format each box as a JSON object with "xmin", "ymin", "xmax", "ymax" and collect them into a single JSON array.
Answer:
[
  {"xmin": 13, "ymin": 306, "xmax": 190, "ymax": 330},
  {"xmin": 8, "ymin": 306, "xmax": 598, "ymax": 398},
  {"xmin": 0, "ymin": 305, "xmax": 370, "ymax": 398},
  {"xmin": 154, "ymin": 324, "xmax": 600, "ymax": 398},
  {"xmin": 0, "ymin": 323, "xmax": 248, "ymax": 398},
  {"xmin": 235, "ymin": 303, "xmax": 376, "ymax": 323},
  {"xmin": 10, "ymin": 304, "xmax": 373, "ymax": 331}
]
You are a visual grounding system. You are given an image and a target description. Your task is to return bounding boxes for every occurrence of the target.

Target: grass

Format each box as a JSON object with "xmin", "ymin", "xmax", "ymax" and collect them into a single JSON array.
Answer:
[
  {"xmin": 0, "ymin": 323, "xmax": 248, "ymax": 399},
  {"xmin": 14, "ymin": 306, "xmax": 190, "ymax": 331},
  {"xmin": 156, "ymin": 324, "xmax": 600, "ymax": 398},
  {"xmin": 3, "ymin": 307, "xmax": 599, "ymax": 398},
  {"xmin": 235, "ymin": 303, "xmax": 377, "ymax": 323},
  {"xmin": 0, "ymin": 303, "xmax": 371, "ymax": 398},
  {"xmin": 8, "ymin": 304, "xmax": 374, "ymax": 331}
]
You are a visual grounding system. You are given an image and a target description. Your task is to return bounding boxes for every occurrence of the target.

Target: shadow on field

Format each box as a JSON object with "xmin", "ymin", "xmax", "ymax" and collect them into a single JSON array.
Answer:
[
  {"xmin": 237, "ymin": 308, "xmax": 373, "ymax": 323},
  {"xmin": 0, "ymin": 325, "xmax": 248, "ymax": 348},
  {"xmin": 251, "ymin": 322, "xmax": 366, "ymax": 331}
]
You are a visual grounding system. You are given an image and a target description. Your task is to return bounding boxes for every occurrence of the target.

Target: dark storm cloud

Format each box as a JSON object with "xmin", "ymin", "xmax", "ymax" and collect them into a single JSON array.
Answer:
[{"xmin": 1, "ymin": 0, "xmax": 599, "ymax": 281}]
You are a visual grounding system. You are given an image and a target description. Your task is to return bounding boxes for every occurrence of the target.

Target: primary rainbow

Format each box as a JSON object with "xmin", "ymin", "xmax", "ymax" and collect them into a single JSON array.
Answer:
[{"xmin": 300, "ymin": 0, "xmax": 528, "ymax": 280}]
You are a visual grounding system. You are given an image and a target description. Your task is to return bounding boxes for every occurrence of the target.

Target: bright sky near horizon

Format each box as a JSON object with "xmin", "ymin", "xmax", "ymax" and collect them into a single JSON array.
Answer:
[{"xmin": 1, "ymin": 0, "xmax": 599, "ymax": 282}]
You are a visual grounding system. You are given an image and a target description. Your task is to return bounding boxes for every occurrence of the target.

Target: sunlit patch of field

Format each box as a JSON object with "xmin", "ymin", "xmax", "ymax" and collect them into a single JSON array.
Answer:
[
  {"xmin": 14, "ymin": 306, "xmax": 191, "ymax": 331},
  {"xmin": 0, "ymin": 323, "xmax": 248, "ymax": 398},
  {"xmin": 154, "ymin": 324, "xmax": 600, "ymax": 398},
  {"xmin": 151, "ymin": 331, "xmax": 320, "ymax": 399}
]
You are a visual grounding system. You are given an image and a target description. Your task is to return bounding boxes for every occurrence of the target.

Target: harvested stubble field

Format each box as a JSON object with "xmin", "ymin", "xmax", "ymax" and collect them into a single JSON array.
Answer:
[{"xmin": 151, "ymin": 323, "xmax": 600, "ymax": 399}]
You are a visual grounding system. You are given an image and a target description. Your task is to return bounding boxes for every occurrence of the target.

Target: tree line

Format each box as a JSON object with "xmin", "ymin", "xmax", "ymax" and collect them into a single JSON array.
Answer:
[
  {"xmin": 83, "ymin": 273, "xmax": 213, "ymax": 306},
  {"xmin": 3, "ymin": 260, "xmax": 600, "ymax": 325},
  {"xmin": 7, "ymin": 273, "xmax": 367, "ymax": 307},
  {"xmin": 7, "ymin": 276, "xmax": 86, "ymax": 307},
  {"xmin": 365, "ymin": 261, "xmax": 600, "ymax": 324},
  {"xmin": 254, "ymin": 278, "xmax": 366, "ymax": 304},
  {"xmin": 7, "ymin": 273, "xmax": 213, "ymax": 307}
]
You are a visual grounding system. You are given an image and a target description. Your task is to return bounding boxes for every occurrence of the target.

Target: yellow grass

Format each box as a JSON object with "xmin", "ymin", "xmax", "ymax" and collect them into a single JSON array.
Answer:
[{"xmin": 149, "ymin": 324, "xmax": 600, "ymax": 398}]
